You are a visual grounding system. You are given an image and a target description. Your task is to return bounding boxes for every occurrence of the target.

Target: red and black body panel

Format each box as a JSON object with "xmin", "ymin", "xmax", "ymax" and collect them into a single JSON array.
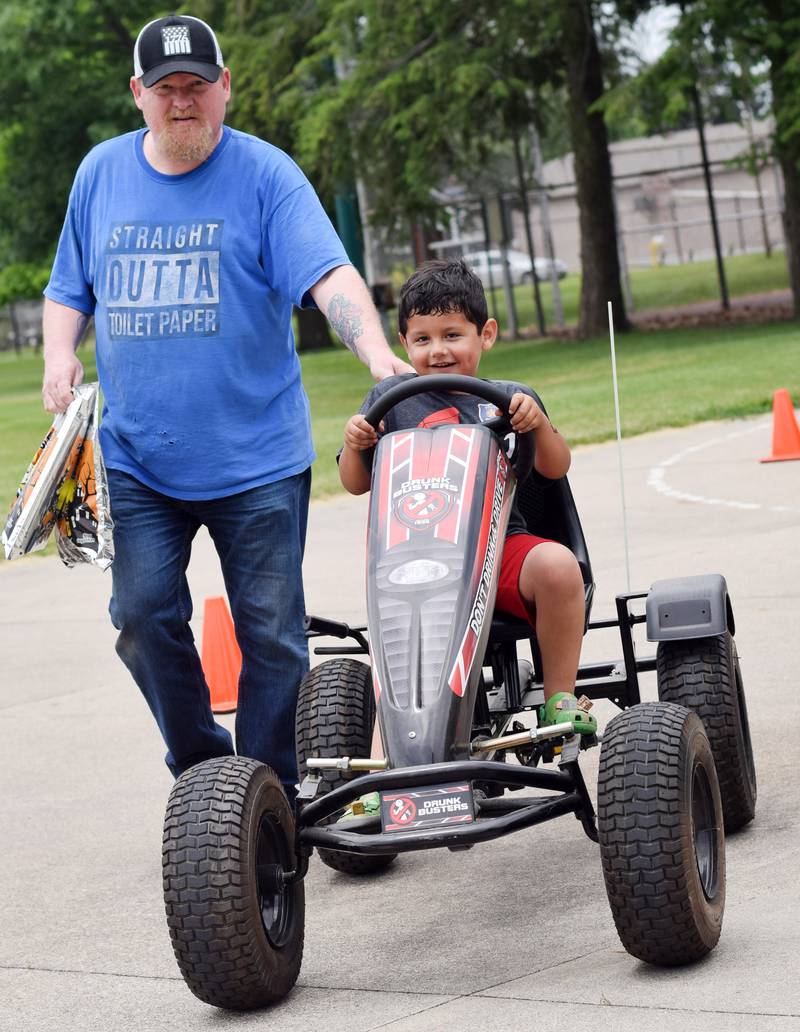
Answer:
[
  {"xmin": 296, "ymin": 377, "xmax": 599, "ymax": 854},
  {"xmin": 366, "ymin": 424, "xmax": 515, "ymax": 767}
]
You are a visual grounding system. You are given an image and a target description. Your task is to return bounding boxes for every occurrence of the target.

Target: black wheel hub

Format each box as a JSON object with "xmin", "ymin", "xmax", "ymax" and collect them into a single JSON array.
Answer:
[
  {"xmin": 692, "ymin": 761, "xmax": 721, "ymax": 900},
  {"xmin": 255, "ymin": 811, "xmax": 295, "ymax": 948}
]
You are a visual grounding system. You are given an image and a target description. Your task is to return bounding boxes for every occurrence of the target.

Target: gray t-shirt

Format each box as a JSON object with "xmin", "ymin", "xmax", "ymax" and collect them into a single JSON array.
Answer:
[{"xmin": 355, "ymin": 373, "xmax": 555, "ymax": 537}]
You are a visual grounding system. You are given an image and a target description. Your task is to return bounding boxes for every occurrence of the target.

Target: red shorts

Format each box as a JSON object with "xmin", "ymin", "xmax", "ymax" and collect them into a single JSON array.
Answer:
[{"xmin": 494, "ymin": 533, "xmax": 552, "ymax": 625}]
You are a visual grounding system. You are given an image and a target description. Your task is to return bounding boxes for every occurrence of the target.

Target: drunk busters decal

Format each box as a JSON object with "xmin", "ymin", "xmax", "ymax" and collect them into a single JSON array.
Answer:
[
  {"xmin": 393, "ymin": 475, "xmax": 458, "ymax": 530},
  {"xmin": 104, "ymin": 220, "xmax": 223, "ymax": 342},
  {"xmin": 380, "ymin": 784, "xmax": 475, "ymax": 833}
]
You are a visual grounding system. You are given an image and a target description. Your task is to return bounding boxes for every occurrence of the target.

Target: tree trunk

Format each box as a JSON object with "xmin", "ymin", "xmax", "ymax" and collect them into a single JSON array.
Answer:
[
  {"xmin": 776, "ymin": 147, "xmax": 800, "ymax": 317},
  {"xmin": 295, "ymin": 307, "xmax": 333, "ymax": 351},
  {"xmin": 410, "ymin": 220, "xmax": 437, "ymax": 265},
  {"xmin": 765, "ymin": 9, "xmax": 800, "ymax": 317},
  {"xmin": 560, "ymin": 0, "xmax": 628, "ymax": 337}
]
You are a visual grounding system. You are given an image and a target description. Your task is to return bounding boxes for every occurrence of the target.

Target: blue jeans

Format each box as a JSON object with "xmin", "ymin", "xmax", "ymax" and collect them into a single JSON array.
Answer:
[{"xmin": 107, "ymin": 468, "xmax": 311, "ymax": 786}]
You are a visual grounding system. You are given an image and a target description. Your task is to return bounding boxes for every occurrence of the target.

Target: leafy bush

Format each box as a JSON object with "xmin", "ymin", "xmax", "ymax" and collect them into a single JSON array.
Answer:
[{"xmin": 0, "ymin": 262, "xmax": 50, "ymax": 308}]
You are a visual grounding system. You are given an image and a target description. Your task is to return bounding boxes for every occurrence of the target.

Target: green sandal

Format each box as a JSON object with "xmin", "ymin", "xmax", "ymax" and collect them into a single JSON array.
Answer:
[
  {"xmin": 338, "ymin": 791, "xmax": 381, "ymax": 821},
  {"xmin": 538, "ymin": 692, "xmax": 597, "ymax": 735}
]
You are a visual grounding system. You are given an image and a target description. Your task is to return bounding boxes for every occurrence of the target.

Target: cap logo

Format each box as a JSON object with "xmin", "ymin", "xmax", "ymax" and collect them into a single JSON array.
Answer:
[{"xmin": 161, "ymin": 24, "xmax": 191, "ymax": 56}]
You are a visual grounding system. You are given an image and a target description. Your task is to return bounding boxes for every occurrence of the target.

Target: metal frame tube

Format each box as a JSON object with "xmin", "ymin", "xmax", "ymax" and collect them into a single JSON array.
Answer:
[
  {"xmin": 300, "ymin": 792, "xmax": 584, "ymax": 855},
  {"xmin": 296, "ymin": 759, "xmax": 574, "ymax": 829}
]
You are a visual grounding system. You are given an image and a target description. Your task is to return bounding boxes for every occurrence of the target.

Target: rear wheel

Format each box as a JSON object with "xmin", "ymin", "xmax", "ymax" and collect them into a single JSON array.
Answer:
[
  {"xmin": 657, "ymin": 632, "xmax": 756, "ymax": 831},
  {"xmin": 597, "ymin": 702, "xmax": 725, "ymax": 966},
  {"xmin": 296, "ymin": 658, "xmax": 397, "ymax": 875},
  {"xmin": 163, "ymin": 757, "xmax": 304, "ymax": 1009}
]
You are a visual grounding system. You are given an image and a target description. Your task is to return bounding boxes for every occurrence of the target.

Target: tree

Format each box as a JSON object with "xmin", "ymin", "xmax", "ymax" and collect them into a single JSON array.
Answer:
[
  {"xmin": 204, "ymin": 0, "xmax": 330, "ymax": 172},
  {"xmin": 614, "ymin": 1, "xmax": 800, "ymax": 317},
  {"xmin": 259, "ymin": 0, "xmax": 627, "ymax": 336},
  {"xmin": 0, "ymin": 0, "xmax": 148, "ymax": 265},
  {"xmin": 720, "ymin": 0, "xmax": 800, "ymax": 315},
  {"xmin": 559, "ymin": 1, "xmax": 628, "ymax": 334},
  {"xmin": 668, "ymin": 1, "xmax": 800, "ymax": 316},
  {"xmin": 0, "ymin": 0, "xmax": 633, "ymax": 336}
]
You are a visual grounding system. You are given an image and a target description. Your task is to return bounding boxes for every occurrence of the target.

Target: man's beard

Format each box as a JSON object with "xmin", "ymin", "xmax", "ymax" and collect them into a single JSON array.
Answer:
[{"xmin": 158, "ymin": 114, "xmax": 216, "ymax": 165}]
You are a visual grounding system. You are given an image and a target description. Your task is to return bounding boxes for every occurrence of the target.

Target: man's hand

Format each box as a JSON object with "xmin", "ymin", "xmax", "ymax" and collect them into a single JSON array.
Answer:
[
  {"xmin": 344, "ymin": 414, "xmax": 381, "ymax": 452},
  {"xmin": 42, "ymin": 299, "xmax": 90, "ymax": 413},
  {"xmin": 42, "ymin": 352, "xmax": 84, "ymax": 413},
  {"xmin": 507, "ymin": 392, "xmax": 548, "ymax": 434},
  {"xmin": 369, "ymin": 353, "xmax": 414, "ymax": 380}
]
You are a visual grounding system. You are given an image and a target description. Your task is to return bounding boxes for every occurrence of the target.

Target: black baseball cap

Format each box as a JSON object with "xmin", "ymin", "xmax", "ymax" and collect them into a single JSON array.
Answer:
[{"xmin": 133, "ymin": 15, "xmax": 224, "ymax": 87}]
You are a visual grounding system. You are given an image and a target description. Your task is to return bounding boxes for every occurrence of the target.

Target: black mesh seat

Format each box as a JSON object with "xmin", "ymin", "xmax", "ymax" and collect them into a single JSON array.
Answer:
[
  {"xmin": 489, "ymin": 471, "xmax": 595, "ymax": 644},
  {"xmin": 516, "ymin": 472, "xmax": 594, "ymax": 615},
  {"xmin": 477, "ymin": 468, "xmax": 595, "ymax": 719},
  {"xmin": 485, "ymin": 386, "xmax": 594, "ymax": 641}
]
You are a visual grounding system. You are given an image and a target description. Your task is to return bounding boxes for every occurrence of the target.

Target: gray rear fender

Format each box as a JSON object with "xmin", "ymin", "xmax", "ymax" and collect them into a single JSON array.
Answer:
[{"xmin": 645, "ymin": 574, "xmax": 735, "ymax": 642}]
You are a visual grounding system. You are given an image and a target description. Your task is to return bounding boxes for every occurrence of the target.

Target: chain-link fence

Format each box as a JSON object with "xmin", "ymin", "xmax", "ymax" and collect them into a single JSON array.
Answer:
[{"xmin": 358, "ymin": 120, "xmax": 786, "ymax": 337}]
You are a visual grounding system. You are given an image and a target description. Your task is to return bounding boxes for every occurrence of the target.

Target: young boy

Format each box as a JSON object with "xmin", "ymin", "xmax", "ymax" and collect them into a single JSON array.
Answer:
[{"xmin": 339, "ymin": 259, "xmax": 595, "ymax": 785}]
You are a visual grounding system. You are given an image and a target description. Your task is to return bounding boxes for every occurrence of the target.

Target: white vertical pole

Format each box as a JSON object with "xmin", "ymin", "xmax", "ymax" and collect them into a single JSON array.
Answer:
[{"xmin": 608, "ymin": 301, "xmax": 631, "ymax": 592}]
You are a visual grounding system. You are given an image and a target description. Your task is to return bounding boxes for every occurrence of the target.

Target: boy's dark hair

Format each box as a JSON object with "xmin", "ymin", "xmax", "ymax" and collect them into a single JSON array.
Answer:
[{"xmin": 398, "ymin": 259, "xmax": 488, "ymax": 335}]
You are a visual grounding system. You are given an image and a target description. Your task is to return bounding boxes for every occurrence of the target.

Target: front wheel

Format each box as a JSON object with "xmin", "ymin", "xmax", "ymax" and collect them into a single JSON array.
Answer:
[
  {"xmin": 163, "ymin": 757, "xmax": 304, "ymax": 1009},
  {"xmin": 597, "ymin": 702, "xmax": 725, "ymax": 966}
]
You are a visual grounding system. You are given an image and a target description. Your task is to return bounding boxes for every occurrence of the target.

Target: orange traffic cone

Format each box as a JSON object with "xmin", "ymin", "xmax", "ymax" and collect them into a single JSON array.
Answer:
[
  {"xmin": 761, "ymin": 388, "xmax": 800, "ymax": 463},
  {"xmin": 201, "ymin": 596, "xmax": 241, "ymax": 713}
]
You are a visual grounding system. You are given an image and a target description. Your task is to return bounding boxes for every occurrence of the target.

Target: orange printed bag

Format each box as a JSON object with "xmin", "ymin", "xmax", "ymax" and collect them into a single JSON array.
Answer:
[{"xmin": 2, "ymin": 383, "xmax": 114, "ymax": 568}]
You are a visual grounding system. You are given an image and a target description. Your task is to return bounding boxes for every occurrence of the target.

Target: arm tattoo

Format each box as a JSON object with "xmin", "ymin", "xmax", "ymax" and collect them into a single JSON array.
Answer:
[{"xmin": 327, "ymin": 293, "xmax": 364, "ymax": 359}]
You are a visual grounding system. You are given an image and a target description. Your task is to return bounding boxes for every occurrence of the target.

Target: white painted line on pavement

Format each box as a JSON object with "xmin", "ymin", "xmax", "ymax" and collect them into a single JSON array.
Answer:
[{"xmin": 647, "ymin": 419, "xmax": 800, "ymax": 514}]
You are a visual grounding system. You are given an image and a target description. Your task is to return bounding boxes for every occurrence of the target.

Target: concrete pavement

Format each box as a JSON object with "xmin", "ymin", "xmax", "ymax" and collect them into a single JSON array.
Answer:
[{"xmin": 2, "ymin": 413, "xmax": 799, "ymax": 1031}]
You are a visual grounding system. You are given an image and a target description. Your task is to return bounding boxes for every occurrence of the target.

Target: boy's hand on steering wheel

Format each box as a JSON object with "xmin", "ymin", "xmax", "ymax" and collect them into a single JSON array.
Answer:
[
  {"xmin": 344, "ymin": 413, "xmax": 382, "ymax": 451},
  {"xmin": 507, "ymin": 392, "xmax": 546, "ymax": 434}
]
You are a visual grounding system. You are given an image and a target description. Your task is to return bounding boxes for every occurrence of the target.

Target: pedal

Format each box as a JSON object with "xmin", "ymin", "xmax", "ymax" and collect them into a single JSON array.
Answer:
[
  {"xmin": 511, "ymin": 720, "xmax": 536, "ymax": 767},
  {"xmin": 558, "ymin": 735, "xmax": 581, "ymax": 764},
  {"xmin": 297, "ymin": 773, "xmax": 323, "ymax": 803}
]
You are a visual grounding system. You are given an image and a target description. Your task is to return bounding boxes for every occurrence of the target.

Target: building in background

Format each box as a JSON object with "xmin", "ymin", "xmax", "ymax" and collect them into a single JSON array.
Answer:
[{"xmin": 530, "ymin": 119, "xmax": 780, "ymax": 271}]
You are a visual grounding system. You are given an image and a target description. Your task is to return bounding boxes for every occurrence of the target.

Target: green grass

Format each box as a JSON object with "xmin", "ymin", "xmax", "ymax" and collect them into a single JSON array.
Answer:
[
  {"xmin": 304, "ymin": 319, "xmax": 800, "ymax": 495},
  {"xmin": 1, "ymin": 322, "xmax": 797, "ymax": 506},
  {"xmin": 499, "ymin": 250, "xmax": 789, "ymax": 332},
  {"xmin": 1, "ymin": 251, "xmax": 797, "ymax": 510}
]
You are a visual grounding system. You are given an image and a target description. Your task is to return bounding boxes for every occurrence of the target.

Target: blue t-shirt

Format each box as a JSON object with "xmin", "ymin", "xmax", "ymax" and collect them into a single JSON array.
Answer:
[{"xmin": 46, "ymin": 126, "xmax": 349, "ymax": 499}]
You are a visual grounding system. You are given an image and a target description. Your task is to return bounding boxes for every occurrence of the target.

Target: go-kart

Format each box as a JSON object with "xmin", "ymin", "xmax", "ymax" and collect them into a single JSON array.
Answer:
[{"xmin": 161, "ymin": 375, "xmax": 757, "ymax": 1010}]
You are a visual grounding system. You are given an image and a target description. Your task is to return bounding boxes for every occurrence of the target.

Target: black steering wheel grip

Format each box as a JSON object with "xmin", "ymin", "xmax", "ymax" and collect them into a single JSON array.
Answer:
[{"xmin": 361, "ymin": 374, "xmax": 535, "ymax": 481}]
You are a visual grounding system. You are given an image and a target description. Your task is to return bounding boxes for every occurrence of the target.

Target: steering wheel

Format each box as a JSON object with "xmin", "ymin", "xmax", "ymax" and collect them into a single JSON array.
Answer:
[{"xmin": 361, "ymin": 374, "xmax": 535, "ymax": 482}]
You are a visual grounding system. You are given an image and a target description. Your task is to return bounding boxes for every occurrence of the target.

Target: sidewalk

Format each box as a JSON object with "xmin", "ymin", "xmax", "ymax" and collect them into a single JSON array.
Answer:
[{"xmin": 2, "ymin": 415, "xmax": 799, "ymax": 1031}]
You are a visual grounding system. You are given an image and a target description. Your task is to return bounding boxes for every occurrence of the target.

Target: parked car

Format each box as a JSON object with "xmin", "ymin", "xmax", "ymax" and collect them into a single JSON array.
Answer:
[{"xmin": 463, "ymin": 248, "xmax": 568, "ymax": 286}]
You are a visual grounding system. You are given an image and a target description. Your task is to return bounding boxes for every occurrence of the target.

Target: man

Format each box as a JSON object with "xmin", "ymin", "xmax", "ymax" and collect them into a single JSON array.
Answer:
[{"xmin": 42, "ymin": 14, "xmax": 409, "ymax": 795}]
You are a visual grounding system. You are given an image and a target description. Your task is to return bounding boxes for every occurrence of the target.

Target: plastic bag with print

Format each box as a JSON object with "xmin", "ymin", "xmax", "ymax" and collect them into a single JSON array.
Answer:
[
  {"xmin": 55, "ymin": 384, "xmax": 114, "ymax": 570},
  {"xmin": 2, "ymin": 387, "xmax": 94, "ymax": 560},
  {"xmin": 2, "ymin": 383, "xmax": 114, "ymax": 568}
]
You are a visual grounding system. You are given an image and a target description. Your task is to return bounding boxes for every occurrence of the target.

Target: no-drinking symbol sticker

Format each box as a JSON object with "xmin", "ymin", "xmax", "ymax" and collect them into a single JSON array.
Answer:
[{"xmin": 390, "ymin": 797, "xmax": 417, "ymax": 824}]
